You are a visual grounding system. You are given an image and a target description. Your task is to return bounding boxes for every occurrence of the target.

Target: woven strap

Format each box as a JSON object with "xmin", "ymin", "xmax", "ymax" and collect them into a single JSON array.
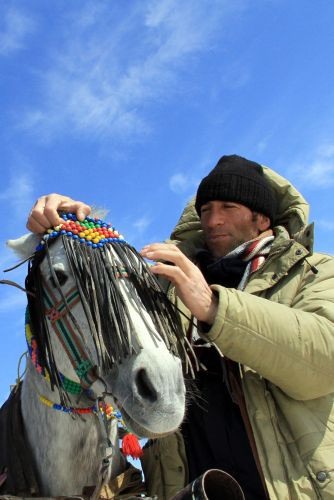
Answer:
[{"xmin": 42, "ymin": 278, "xmax": 97, "ymax": 390}]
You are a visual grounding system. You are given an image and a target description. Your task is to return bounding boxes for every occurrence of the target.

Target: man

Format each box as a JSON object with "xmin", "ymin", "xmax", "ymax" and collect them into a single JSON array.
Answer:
[{"xmin": 27, "ymin": 155, "xmax": 334, "ymax": 499}]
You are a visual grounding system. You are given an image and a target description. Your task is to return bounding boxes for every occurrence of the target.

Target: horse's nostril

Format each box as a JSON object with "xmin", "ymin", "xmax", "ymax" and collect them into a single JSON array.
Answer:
[{"xmin": 135, "ymin": 368, "xmax": 158, "ymax": 403}]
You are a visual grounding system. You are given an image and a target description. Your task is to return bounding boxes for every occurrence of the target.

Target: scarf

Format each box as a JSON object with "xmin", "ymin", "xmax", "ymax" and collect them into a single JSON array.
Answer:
[{"xmin": 197, "ymin": 231, "xmax": 274, "ymax": 291}]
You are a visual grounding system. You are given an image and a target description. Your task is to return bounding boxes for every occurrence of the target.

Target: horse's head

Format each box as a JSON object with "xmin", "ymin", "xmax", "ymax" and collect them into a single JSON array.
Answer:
[{"xmin": 8, "ymin": 214, "xmax": 187, "ymax": 438}]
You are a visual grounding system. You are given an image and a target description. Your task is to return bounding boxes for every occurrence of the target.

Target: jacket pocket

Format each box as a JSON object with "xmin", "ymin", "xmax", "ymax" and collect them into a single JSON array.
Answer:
[{"xmin": 306, "ymin": 445, "xmax": 334, "ymax": 499}]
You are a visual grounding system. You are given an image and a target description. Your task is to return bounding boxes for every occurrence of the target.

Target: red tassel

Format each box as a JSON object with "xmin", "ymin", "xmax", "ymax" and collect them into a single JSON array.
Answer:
[{"xmin": 121, "ymin": 433, "xmax": 143, "ymax": 459}]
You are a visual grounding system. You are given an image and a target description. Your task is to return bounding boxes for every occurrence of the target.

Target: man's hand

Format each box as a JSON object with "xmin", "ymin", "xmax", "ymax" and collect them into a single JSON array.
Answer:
[
  {"xmin": 140, "ymin": 243, "xmax": 218, "ymax": 324},
  {"xmin": 27, "ymin": 194, "xmax": 91, "ymax": 234}
]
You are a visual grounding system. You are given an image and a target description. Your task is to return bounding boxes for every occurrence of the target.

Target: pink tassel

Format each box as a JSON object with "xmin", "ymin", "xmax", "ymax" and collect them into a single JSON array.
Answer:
[{"xmin": 121, "ymin": 433, "xmax": 143, "ymax": 459}]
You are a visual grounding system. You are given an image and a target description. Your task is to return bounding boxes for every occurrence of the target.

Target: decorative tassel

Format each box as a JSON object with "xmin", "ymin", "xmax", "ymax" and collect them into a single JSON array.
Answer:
[{"xmin": 121, "ymin": 433, "xmax": 143, "ymax": 459}]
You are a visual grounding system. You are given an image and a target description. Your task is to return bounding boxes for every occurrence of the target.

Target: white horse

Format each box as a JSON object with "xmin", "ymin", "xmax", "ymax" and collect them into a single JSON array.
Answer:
[{"xmin": 5, "ymin": 215, "xmax": 187, "ymax": 497}]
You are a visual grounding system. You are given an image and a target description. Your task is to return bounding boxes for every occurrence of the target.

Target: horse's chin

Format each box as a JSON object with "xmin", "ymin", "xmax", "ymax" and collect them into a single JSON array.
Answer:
[{"xmin": 120, "ymin": 406, "xmax": 179, "ymax": 439}]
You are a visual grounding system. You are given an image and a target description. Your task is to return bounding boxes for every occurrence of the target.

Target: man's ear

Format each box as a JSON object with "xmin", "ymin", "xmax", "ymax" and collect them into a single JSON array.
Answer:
[{"xmin": 257, "ymin": 214, "xmax": 271, "ymax": 232}]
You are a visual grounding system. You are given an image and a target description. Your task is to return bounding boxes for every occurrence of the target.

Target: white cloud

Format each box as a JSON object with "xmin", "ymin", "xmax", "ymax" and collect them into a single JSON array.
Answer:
[
  {"xmin": 300, "ymin": 159, "xmax": 334, "ymax": 188},
  {"xmin": 133, "ymin": 216, "xmax": 151, "ymax": 233},
  {"xmin": 317, "ymin": 220, "xmax": 334, "ymax": 231},
  {"xmin": 0, "ymin": 291, "xmax": 26, "ymax": 312},
  {"xmin": 220, "ymin": 62, "xmax": 251, "ymax": 90},
  {"xmin": 291, "ymin": 145, "xmax": 334, "ymax": 188},
  {"xmin": 0, "ymin": 7, "xmax": 35, "ymax": 56},
  {"xmin": 169, "ymin": 171, "xmax": 203, "ymax": 194},
  {"xmin": 0, "ymin": 172, "xmax": 34, "ymax": 217},
  {"xmin": 304, "ymin": 160, "xmax": 334, "ymax": 187},
  {"xmin": 318, "ymin": 143, "xmax": 334, "ymax": 158},
  {"xmin": 169, "ymin": 173, "xmax": 191, "ymax": 194},
  {"xmin": 20, "ymin": 0, "xmax": 243, "ymax": 141},
  {"xmin": 256, "ymin": 138, "xmax": 270, "ymax": 154}
]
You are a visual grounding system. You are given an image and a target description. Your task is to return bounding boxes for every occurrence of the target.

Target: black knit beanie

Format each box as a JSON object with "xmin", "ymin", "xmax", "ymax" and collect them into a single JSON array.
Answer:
[{"xmin": 195, "ymin": 155, "xmax": 277, "ymax": 223}]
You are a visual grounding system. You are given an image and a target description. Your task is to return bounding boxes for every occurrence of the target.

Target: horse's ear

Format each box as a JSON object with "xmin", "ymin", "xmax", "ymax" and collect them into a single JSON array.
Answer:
[{"xmin": 7, "ymin": 233, "xmax": 41, "ymax": 260}]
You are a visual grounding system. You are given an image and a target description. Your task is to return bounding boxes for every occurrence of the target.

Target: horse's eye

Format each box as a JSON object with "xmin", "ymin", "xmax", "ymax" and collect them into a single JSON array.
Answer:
[{"xmin": 50, "ymin": 269, "xmax": 68, "ymax": 287}]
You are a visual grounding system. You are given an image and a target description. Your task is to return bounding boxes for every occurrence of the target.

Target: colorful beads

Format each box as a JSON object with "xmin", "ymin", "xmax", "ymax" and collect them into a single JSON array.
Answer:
[
  {"xmin": 26, "ymin": 307, "xmax": 81, "ymax": 393},
  {"xmin": 36, "ymin": 212, "xmax": 126, "ymax": 251},
  {"xmin": 39, "ymin": 394, "xmax": 120, "ymax": 420}
]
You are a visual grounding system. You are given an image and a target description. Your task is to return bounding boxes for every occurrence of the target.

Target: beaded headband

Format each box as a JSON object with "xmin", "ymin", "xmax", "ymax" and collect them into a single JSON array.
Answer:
[{"xmin": 35, "ymin": 212, "xmax": 126, "ymax": 252}]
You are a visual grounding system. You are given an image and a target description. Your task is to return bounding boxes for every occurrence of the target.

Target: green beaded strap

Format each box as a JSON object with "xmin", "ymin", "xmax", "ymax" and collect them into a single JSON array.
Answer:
[{"xmin": 26, "ymin": 307, "xmax": 83, "ymax": 395}]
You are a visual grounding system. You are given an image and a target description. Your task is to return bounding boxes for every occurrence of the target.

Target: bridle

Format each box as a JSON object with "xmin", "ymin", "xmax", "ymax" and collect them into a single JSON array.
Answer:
[
  {"xmin": 42, "ymin": 277, "xmax": 99, "ymax": 391},
  {"xmin": 23, "ymin": 214, "xmax": 152, "ymax": 496},
  {"xmin": 26, "ymin": 256, "xmax": 142, "ymax": 499},
  {"xmin": 4, "ymin": 212, "xmax": 194, "ymax": 496}
]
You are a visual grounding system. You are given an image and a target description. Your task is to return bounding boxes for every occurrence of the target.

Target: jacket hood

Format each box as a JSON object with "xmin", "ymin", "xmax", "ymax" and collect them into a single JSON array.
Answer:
[{"xmin": 169, "ymin": 166, "xmax": 314, "ymax": 255}]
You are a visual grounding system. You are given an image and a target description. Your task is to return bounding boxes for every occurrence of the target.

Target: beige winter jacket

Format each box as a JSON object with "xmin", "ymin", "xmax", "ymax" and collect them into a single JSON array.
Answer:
[{"xmin": 141, "ymin": 167, "xmax": 334, "ymax": 499}]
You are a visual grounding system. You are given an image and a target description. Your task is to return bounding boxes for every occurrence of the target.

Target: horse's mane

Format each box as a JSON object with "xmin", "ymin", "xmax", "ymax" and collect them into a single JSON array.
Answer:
[{"xmin": 25, "ymin": 232, "xmax": 191, "ymax": 398}]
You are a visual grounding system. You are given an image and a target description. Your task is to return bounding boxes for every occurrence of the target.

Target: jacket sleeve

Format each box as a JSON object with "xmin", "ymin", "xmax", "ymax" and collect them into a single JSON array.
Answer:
[{"xmin": 200, "ymin": 254, "xmax": 334, "ymax": 401}]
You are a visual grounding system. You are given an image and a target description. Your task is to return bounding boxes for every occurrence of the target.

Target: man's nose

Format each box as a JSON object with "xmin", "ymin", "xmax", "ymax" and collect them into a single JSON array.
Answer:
[{"xmin": 206, "ymin": 210, "xmax": 225, "ymax": 228}]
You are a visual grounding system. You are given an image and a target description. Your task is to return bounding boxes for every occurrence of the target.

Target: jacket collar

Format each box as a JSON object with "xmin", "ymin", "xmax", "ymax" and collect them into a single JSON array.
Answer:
[{"xmin": 245, "ymin": 225, "xmax": 310, "ymax": 294}]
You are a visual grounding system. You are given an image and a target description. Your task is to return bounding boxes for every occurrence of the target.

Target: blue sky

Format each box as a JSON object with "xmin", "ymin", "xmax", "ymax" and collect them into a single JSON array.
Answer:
[{"xmin": 1, "ymin": 0, "xmax": 334, "ymax": 402}]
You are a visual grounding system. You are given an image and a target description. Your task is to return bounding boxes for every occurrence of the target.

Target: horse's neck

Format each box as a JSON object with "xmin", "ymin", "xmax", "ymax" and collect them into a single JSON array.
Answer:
[{"xmin": 21, "ymin": 359, "xmax": 125, "ymax": 496}]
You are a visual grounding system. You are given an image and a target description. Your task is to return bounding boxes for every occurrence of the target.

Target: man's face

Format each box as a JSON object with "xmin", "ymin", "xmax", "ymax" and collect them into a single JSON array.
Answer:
[{"xmin": 200, "ymin": 200, "xmax": 270, "ymax": 258}]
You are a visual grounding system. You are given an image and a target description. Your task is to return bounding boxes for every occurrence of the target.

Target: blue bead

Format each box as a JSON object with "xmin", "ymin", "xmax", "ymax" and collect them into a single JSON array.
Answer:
[
  {"xmin": 60, "ymin": 230, "xmax": 66, "ymax": 235},
  {"xmin": 116, "ymin": 411, "xmax": 122, "ymax": 418},
  {"xmin": 73, "ymin": 235, "xmax": 79, "ymax": 240},
  {"xmin": 80, "ymin": 238, "xmax": 85, "ymax": 243},
  {"xmin": 92, "ymin": 244, "xmax": 97, "ymax": 248},
  {"xmin": 86, "ymin": 241, "xmax": 93, "ymax": 246},
  {"xmin": 54, "ymin": 404, "xmax": 61, "ymax": 410},
  {"xmin": 67, "ymin": 232, "xmax": 73, "ymax": 236},
  {"xmin": 97, "ymin": 243, "xmax": 103, "ymax": 248},
  {"xmin": 67, "ymin": 213, "xmax": 73, "ymax": 219}
]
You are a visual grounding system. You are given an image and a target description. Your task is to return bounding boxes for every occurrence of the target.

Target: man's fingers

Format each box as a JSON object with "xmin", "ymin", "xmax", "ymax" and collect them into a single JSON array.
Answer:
[
  {"xmin": 59, "ymin": 201, "xmax": 91, "ymax": 221},
  {"xmin": 27, "ymin": 196, "xmax": 58, "ymax": 233},
  {"xmin": 27, "ymin": 194, "xmax": 92, "ymax": 234},
  {"xmin": 150, "ymin": 262, "xmax": 186, "ymax": 284},
  {"xmin": 141, "ymin": 243, "xmax": 195, "ymax": 275},
  {"xmin": 26, "ymin": 214, "xmax": 50, "ymax": 234},
  {"xmin": 42, "ymin": 196, "xmax": 68, "ymax": 227}
]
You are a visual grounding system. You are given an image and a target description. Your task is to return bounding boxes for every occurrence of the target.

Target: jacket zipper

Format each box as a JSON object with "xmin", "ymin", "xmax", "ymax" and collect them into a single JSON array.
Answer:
[{"xmin": 226, "ymin": 359, "xmax": 270, "ymax": 499}]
